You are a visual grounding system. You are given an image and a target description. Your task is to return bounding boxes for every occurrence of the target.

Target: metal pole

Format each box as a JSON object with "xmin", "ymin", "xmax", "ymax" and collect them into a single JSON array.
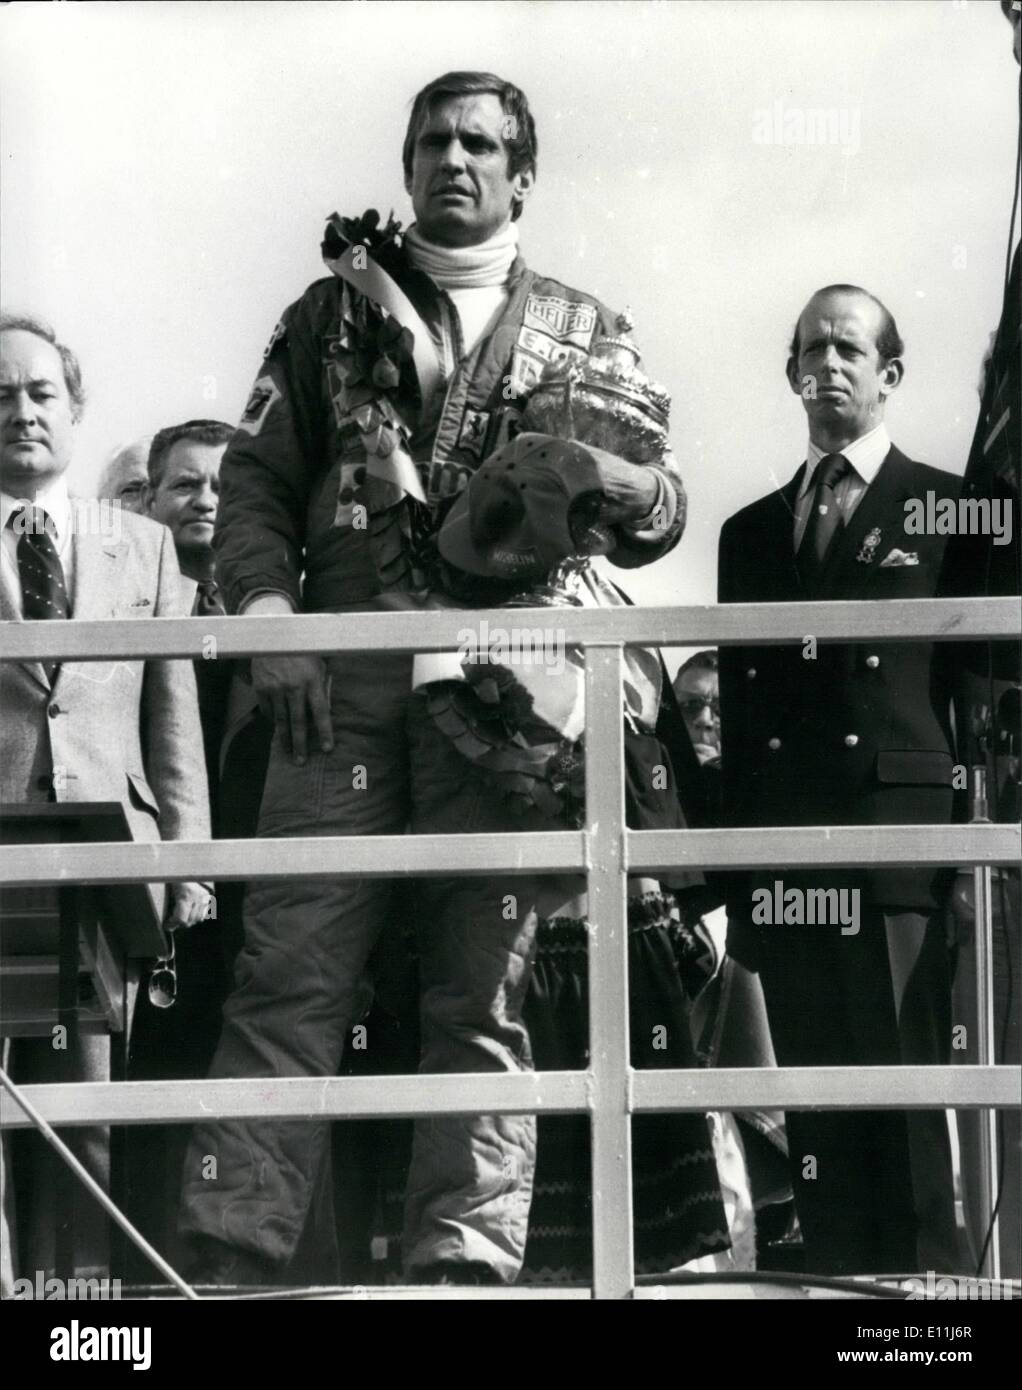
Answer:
[
  {"xmin": 0, "ymin": 1066, "xmax": 199, "ymax": 1299},
  {"xmin": 971, "ymin": 765, "xmax": 1000, "ymax": 1280},
  {"xmin": 584, "ymin": 644, "xmax": 634, "ymax": 1299}
]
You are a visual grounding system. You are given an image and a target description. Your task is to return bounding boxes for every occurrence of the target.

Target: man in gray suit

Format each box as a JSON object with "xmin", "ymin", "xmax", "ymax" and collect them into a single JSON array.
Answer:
[{"xmin": 0, "ymin": 314, "xmax": 212, "ymax": 1279}]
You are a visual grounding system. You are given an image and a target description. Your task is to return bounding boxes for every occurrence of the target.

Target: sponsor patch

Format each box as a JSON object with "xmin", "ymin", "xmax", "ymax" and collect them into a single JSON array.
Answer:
[
  {"xmin": 237, "ymin": 375, "xmax": 281, "ymax": 437},
  {"xmin": 262, "ymin": 320, "xmax": 287, "ymax": 360},
  {"xmin": 457, "ymin": 408, "xmax": 491, "ymax": 460},
  {"xmin": 516, "ymin": 327, "xmax": 587, "ymax": 367},
  {"xmin": 522, "ymin": 294, "xmax": 598, "ymax": 348},
  {"xmin": 509, "ymin": 348, "xmax": 546, "ymax": 397}
]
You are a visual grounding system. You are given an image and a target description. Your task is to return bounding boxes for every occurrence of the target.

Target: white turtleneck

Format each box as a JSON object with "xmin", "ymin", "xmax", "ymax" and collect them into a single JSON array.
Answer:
[{"xmin": 404, "ymin": 221, "xmax": 519, "ymax": 357}]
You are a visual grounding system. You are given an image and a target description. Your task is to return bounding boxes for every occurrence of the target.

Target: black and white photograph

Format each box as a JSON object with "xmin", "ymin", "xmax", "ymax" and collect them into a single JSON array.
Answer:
[{"xmin": 0, "ymin": 0, "xmax": 1019, "ymax": 1340}]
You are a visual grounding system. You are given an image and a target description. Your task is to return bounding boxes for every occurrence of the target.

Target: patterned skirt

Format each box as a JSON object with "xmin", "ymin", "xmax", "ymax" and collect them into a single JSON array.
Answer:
[{"xmin": 519, "ymin": 894, "xmax": 731, "ymax": 1283}]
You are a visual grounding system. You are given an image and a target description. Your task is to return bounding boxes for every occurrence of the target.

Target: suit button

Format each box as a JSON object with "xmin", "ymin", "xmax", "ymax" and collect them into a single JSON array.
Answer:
[
  {"xmin": 746, "ymin": 668, "xmax": 757, "ymax": 679},
  {"xmin": 47, "ymin": 704, "xmax": 61, "ymax": 718},
  {"xmin": 865, "ymin": 655, "xmax": 880, "ymax": 669},
  {"xmin": 768, "ymin": 737, "xmax": 781, "ymax": 750},
  {"xmin": 844, "ymin": 734, "xmax": 859, "ymax": 747}
]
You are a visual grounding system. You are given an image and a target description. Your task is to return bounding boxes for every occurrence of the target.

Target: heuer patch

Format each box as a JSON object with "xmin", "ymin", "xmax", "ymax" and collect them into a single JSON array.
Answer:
[
  {"xmin": 237, "ymin": 374, "xmax": 281, "ymax": 436},
  {"xmin": 456, "ymin": 408, "xmax": 491, "ymax": 460},
  {"xmin": 522, "ymin": 294, "xmax": 598, "ymax": 349}
]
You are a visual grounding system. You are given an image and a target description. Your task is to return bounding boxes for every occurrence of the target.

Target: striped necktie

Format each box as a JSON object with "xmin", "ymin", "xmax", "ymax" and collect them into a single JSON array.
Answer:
[{"xmin": 12, "ymin": 504, "xmax": 69, "ymax": 682}]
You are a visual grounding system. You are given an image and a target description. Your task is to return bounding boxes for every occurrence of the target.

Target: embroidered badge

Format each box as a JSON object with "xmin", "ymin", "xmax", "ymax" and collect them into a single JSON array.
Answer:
[
  {"xmin": 508, "ymin": 347, "xmax": 545, "ymax": 397},
  {"xmin": 855, "ymin": 527, "xmax": 882, "ymax": 563},
  {"xmin": 236, "ymin": 375, "xmax": 281, "ymax": 437},
  {"xmin": 457, "ymin": 408, "xmax": 491, "ymax": 461},
  {"xmin": 523, "ymin": 295, "xmax": 598, "ymax": 347},
  {"xmin": 262, "ymin": 320, "xmax": 287, "ymax": 360}
]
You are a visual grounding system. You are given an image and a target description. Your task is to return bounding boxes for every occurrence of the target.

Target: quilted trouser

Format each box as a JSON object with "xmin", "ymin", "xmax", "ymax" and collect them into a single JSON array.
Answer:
[
  {"xmin": 179, "ymin": 627, "xmax": 542, "ymax": 1281},
  {"xmin": 400, "ymin": 692, "xmax": 548, "ymax": 1278}
]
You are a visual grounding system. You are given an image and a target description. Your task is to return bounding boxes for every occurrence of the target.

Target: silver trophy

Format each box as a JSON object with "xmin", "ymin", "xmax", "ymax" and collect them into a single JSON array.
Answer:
[{"xmin": 511, "ymin": 311, "xmax": 672, "ymax": 603}]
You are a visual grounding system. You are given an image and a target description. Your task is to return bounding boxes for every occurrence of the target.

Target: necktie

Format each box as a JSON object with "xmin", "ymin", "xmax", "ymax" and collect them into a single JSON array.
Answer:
[
  {"xmin": 797, "ymin": 452, "xmax": 849, "ymax": 590},
  {"xmin": 194, "ymin": 578, "xmax": 223, "ymax": 617},
  {"xmin": 13, "ymin": 505, "xmax": 69, "ymax": 683}
]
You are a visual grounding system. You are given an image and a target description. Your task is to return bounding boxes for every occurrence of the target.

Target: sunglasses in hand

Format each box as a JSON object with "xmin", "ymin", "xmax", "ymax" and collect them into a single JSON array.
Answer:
[{"xmin": 147, "ymin": 930, "xmax": 177, "ymax": 1009}]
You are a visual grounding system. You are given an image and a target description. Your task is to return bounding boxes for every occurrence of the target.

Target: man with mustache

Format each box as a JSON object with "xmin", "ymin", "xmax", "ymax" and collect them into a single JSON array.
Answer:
[{"xmin": 179, "ymin": 71, "xmax": 686, "ymax": 1287}]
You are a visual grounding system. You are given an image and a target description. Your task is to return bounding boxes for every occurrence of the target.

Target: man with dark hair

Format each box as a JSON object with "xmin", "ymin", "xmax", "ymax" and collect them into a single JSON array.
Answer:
[
  {"xmin": 145, "ymin": 418, "xmax": 236, "ymax": 805},
  {"xmin": 145, "ymin": 420, "xmax": 233, "ymax": 591},
  {"xmin": 787, "ymin": 282, "xmax": 905, "ymax": 366},
  {"xmin": 0, "ymin": 315, "xmax": 210, "ymax": 1279},
  {"xmin": 179, "ymin": 70, "xmax": 685, "ymax": 1287},
  {"xmin": 717, "ymin": 285, "xmax": 961, "ymax": 1275},
  {"xmin": 401, "ymin": 70, "xmax": 537, "ymax": 224}
]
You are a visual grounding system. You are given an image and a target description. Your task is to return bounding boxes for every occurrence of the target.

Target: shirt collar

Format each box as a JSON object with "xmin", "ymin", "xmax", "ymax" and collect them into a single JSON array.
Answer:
[
  {"xmin": 1, "ymin": 475, "xmax": 73, "ymax": 546},
  {"xmin": 800, "ymin": 423, "xmax": 891, "ymax": 497}
]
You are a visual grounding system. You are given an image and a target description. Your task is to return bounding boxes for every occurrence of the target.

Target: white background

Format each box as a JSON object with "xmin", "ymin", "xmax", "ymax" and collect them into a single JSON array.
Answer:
[{"xmin": 1, "ymin": 0, "xmax": 1018, "ymax": 621}]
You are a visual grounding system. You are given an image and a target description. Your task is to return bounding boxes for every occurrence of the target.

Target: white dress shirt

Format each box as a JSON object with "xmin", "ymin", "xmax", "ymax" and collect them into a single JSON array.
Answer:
[
  {"xmin": 0, "ymin": 476, "xmax": 76, "ymax": 616},
  {"xmin": 792, "ymin": 423, "xmax": 891, "ymax": 551}
]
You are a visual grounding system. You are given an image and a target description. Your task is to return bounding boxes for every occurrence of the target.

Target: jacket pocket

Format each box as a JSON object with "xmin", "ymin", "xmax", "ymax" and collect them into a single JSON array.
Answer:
[
  {"xmin": 126, "ymin": 771, "xmax": 161, "ymax": 821},
  {"xmin": 874, "ymin": 750, "xmax": 954, "ymax": 786}
]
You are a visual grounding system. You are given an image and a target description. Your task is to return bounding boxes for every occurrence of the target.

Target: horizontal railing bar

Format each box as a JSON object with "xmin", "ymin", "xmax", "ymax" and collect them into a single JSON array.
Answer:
[
  {"xmin": 628, "ymin": 824, "xmax": 1020, "ymax": 872},
  {"xmin": 0, "ymin": 1072, "xmax": 590, "ymax": 1129},
  {"xmin": 307, "ymin": 1286, "xmax": 593, "ymax": 1300},
  {"xmin": 0, "ymin": 823, "xmax": 1014, "ymax": 888},
  {"xmin": 632, "ymin": 1065, "xmax": 1020, "ymax": 1112},
  {"xmin": 2, "ymin": 1066, "xmax": 1016, "ymax": 1130},
  {"xmin": 0, "ymin": 833, "xmax": 586, "ymax": 886},
  {"xmin": 163, "ymin": 1285, "xmax": 594, "ymax": 1301},
  {"xmin": 0, "ymin": 597, "xmax": 1015, "ymax": 661}
]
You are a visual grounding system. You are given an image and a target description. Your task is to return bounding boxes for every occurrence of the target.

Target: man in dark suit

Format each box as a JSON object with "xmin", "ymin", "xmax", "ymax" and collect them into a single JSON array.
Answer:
[{"xmin": 717, "ymin": 285, "xmax": 961, "ymax": 1275}]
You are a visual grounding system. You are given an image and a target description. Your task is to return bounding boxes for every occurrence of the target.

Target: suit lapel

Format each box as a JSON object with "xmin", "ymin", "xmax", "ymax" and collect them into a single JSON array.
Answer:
[
  {"xmin": 47, "ymin": 504, "xmax": 127, "ymax": 695},
  {"xmin": 818, "ymin": 445, "xmax": 913, "ymax": 598},
  {"xmin": 67, "ymin": 501, "xmax": 126, "ymax": 621},
  {"xmin": 767, "ymin": 466, "xmax": 806, "ymax": 601}
]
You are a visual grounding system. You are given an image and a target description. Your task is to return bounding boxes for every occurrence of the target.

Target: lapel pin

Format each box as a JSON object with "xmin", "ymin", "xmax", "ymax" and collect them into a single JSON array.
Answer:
[{"xmin": 856, "ymin": 527, "xmax": 882, "ymax": 563}]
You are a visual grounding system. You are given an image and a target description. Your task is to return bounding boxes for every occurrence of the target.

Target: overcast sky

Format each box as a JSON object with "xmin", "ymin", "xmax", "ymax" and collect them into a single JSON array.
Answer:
[{"xmin": 1, "ymin": 0, "xmax": 1018, "ymax": 630}]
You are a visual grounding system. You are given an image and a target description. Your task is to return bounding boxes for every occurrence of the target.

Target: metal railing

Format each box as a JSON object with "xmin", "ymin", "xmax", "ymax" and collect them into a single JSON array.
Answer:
[{"xmin": 1, "ymin": 596, "xmax": 1019, "ymax": 1298}]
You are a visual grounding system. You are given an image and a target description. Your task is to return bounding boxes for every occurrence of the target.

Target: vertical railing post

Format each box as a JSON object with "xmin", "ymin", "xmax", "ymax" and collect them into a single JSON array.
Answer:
[
  {"xmin": 584, "ymin": 643, "xmax": 634, "ymax": 1298},
  {"xmin": 973, "ymin": 864, "xmax": 1001, "ymax": 1279},
  {"xmin": 970, "ymin": 765, "xmax": 1000, "ymax": 1279}
]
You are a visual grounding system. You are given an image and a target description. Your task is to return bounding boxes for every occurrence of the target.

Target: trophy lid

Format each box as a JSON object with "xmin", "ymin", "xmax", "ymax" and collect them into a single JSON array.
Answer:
[{"xmin": 529, "ymin": 309, "xmax": 671, "ymax": 431}]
